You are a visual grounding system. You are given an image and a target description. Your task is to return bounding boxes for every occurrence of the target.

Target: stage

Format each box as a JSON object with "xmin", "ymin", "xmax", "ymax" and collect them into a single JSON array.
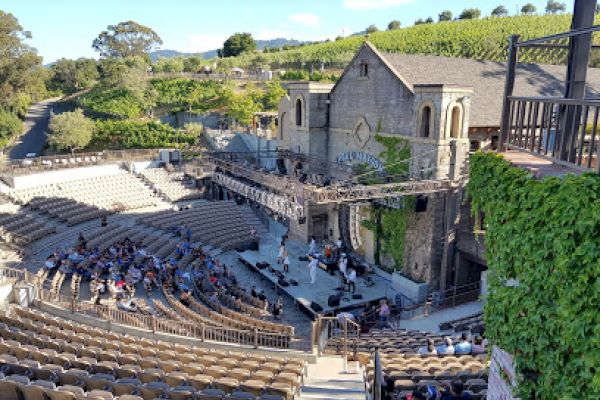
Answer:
[{"xmin": 228, "ymin": 230, "xmax": 392, "ymax": 318}]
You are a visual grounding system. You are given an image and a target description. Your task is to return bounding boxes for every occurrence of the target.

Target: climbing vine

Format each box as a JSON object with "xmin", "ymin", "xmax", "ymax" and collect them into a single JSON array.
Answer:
[
  {"xmin": 374, "ymin": 133, "xmax": 411, "ymax": 179},
  {"xmin": 467, "ymin": 152, "xmax": 600, "ymax": 399}
]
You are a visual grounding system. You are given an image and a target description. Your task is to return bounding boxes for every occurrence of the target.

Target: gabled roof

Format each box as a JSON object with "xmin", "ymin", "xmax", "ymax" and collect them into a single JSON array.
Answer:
[{"xmin": 382, "ymin": 52, "xmax": 600, "ymax": 127}]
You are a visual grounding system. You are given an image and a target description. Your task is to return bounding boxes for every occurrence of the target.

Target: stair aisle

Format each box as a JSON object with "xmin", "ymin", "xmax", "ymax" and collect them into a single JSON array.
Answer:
[{"xmin": 300, "ymin": 356, "xmax": 366, "ymax": 400}]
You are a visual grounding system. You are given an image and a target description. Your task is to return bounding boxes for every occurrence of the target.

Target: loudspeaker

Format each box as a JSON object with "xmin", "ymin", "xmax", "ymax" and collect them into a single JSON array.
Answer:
[
  {"xmin": 298, "ymin": 256, "xmax": 309, "ymax": 262},
  {"xmin": 352, "ymin": 294, "xmax": 363, "ymax": 300},
  {"xmin": 328, "ymin": 294, "xmax": 341, "ymax": 307},
  {"xmin": 278, "ymin": 277, "xmax": 290, "ymax": 287},
  {"xmin": 256, "ymin": 262, "xmax": 269, "ymax": 269},
  {"xmin": 415, "ymin": 196, "xmax": 428, "ymax": 213},
  {"xmin": 290, "ymin": 279, "xmax": 299, "ymax": 286},
  {"xmin": 298, "ymin": 217, "xmax": 306, "ymax": 225},
  {"xmin": 299, "ymin": 174, "xmax": 308, "ymax": 183},
  {"xmin": 311, "ymin": 302, "xmax": 323, "ymax": 312},
  {"xmin": 276, "ymin": 158, "xmax": 287, "ymax": 174}
]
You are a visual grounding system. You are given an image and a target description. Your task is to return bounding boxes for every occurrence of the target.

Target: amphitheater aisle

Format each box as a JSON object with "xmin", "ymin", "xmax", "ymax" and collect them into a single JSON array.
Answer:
[{"xmin": 300, "ymin": 356, "xmax": 365, "ymax": 400}]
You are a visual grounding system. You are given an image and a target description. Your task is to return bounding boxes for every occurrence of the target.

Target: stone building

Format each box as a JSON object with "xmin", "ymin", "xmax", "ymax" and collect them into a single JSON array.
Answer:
[{"xmin": 275, "ymin": 41, "xmax": 600, "ymax": 292}]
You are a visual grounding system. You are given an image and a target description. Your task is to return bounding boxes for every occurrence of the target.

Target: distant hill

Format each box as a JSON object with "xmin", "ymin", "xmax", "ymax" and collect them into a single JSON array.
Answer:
[{"xmin": 149, "ymin": 38, "xmax": 305, "ymax": 61}]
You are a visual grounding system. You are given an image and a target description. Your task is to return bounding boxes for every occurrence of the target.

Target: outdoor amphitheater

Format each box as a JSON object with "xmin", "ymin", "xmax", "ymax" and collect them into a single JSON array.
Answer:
[{"xmin": 0, "ymin": 148, "xmax": 489, "ymax": 400}]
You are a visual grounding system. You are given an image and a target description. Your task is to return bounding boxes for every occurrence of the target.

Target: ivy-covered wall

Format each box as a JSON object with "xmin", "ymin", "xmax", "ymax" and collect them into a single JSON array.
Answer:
[{"xmin": 468, "ymin": 152, "xmax": 600, "ymax": 399}]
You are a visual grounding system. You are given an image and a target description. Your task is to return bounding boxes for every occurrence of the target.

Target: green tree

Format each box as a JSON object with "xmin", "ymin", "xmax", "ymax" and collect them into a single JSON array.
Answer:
[
  {"xmin": 92, "ymin": 20, "xmax": 163, "ymax": 58},
  {"xmin": 459, "ymin": 8, "xmax": 482, "ymax": 19},
  {"xmin": 414, "ymin": 18, "xmax": 425, "ymax": 25},
  {"xmin": 49, "ymin": 58, "xmax": 99, "ymax": 94},
  {"xmin": 220, "ymin": 33, "xmax": 256, "ymax": 58},
  {"xmin": 153, "ymin": 57, "xmax": 184, "ymax": 73},
  {"xmin": 387, "ymin": 20, "xmax": 401, "ymax": 30},
  {"xmin": 227, "ymin": 92, "xmax": 261, "ymax": 126},
  {"xmin": 182, "ymin": 56, "xmax": 204, "ymax": 73},
  {"xmin": 438, "ymin": 10, "xmax": 453, "ymax": 22},
  {"xmin": 425, "ymin": 17, "xmax": 434, "ymax": 24},
  {"xmin": 366, "ymin": 24, "xmax": 379, "ymax": 34},
  {"xmin": 48, "ymin": 109, "xmax": 94, "ymax": 151},
  {"xmin": 545, "ymin": 0, "xmax": 566, "ymax": 13},
  {"xmin": 262, "ymin": 80, "xmax": 286, "ymax": 111},
  {"xmin": 491, "ymin": 5, "xmax": 509, "ymax": 17},
  {"xmin": 0, "ymin": 110, "xmax": 23, "ymax": 147},
  {"xmin": 521, "ymin": 3, "xmax": 537, "ymax": 14},
  {"xmin": 183, "ymin": 122, "xmax": 203, "ymax": 137},
  {"xmin": 0, "ymin": 11, "xmax": 44, "ymax": 112}
]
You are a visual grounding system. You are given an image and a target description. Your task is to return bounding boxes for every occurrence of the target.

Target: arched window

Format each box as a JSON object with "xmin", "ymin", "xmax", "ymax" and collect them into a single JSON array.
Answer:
[
  {"xmin": 450, "ymin": 106, "xmax": 462, "ymax": 138},
  {"xmin": 295, "ymin": 99, "xmax": 303, "ymax": 126},
  {"xmin": 420, "ymin": 106, "xmax": 432, "ymax": 138}
]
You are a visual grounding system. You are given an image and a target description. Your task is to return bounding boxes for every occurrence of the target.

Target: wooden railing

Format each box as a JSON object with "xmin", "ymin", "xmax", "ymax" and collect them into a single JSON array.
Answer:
[{"xmin": 504, "ymin": 96, "xmax": 599, "ymax": 172}]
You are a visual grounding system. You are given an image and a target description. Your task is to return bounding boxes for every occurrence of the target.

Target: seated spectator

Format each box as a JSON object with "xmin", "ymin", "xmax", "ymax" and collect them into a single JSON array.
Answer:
[
  {"xmin": 272, "ymin": 297, "xmax": 283, "ymax": 320},
  {"xmin": 438, "ymin": 337, "xmax": 455, "ymax": 355},
  {"xmin": 376, "ymin": 299, "xmax": 390, "ymax": 326},
  {"xmin": 418, "ymin": 338, "xmax": 438, "ymax": 356},
  {"xmin": 180, "ymin": 290, "xmax": 191, "ymax": 307},
  {"xmin": 44, "ymin": 255, "xmax": 56, "ymax": 270},
  {"xmin": 439, "ymin": 380, "xmax": 471, "ymax": 400},
  {"xmin": 454, "ymin": 333, "xmax": 472, "ymax": 355},
  {"xmin": 471, "ymin": 335, "xmax": 486, "ymax": 354},
  {"xmin": 116, "ymin": 294, "xmax": 137, "ymax": 312}
]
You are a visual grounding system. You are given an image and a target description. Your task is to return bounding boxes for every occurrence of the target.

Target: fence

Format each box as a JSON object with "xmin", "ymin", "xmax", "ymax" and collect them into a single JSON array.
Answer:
[
  {"xmin": 1, "ymin": 266, "xmax": 309, "ymax": 351},
  {"xmin": 315, "ymin": 315, "xmax": 361, "ymax": 357}
]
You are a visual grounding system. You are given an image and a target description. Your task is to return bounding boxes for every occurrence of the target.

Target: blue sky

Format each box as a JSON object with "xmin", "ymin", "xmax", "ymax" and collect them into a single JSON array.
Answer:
[{"xmin": 3, "ymin": 0, "xmax": 575, "ymax": 63}]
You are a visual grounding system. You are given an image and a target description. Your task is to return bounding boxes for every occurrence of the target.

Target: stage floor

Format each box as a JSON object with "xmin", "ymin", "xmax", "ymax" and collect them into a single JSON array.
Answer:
[{"xmin": 232, "ymin": 231, "xmax": 391, "ymax": 317}]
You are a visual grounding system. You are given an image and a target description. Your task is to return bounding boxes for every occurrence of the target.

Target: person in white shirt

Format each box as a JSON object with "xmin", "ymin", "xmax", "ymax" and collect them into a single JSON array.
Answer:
[
  {"xmin": 308, "ymin": 256, "xmax": 319, "ymax": 284},
  {"xmin": 277, "ymin": 242, "xmax": 286, "ymax": 264},
  {"xmin": 338, "ymin": 255, "xmax": 348, "ymax": 278},
  {"xmin": 308, "ymin": 236, "xmax": 317, "ymax": 255},
  {"xmin": 346, "ymin": 269, "xmax": 357, "ymax": 293},
  {"xmin": 283, "ymin": 250, "xmax": 290, "ymax": 273}
]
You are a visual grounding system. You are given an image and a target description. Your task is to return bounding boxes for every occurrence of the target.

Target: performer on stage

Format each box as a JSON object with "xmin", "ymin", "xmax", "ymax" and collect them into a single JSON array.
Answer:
[
  {"xmin": 308, "ymin": 256, "xmax": 318, "ymax": 284},
  {"xmin": 308, "ymin": 236, "xmax": 317, "ymax": 255},
  {"xmin": 277, "ymin": 241, "xmax": 286, "ymax": 264},
  {"xmin": 283, "ymin": 250, "xmax": 290, "ymax": 273},
  {"xmin": 339, "ymin": 254, "xmax": 348, "ymax": 278}
]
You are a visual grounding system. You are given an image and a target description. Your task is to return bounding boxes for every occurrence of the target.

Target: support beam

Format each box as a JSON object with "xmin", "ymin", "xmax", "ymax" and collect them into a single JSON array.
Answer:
[{"xmin": 499, "ymin": 34, "xmax": 520, "ymax": 152}]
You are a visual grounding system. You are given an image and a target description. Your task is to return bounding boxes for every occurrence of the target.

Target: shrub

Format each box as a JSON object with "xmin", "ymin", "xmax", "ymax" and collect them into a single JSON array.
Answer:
[{"xmin": 0, "ymin": 110, "xmax": 23, "ymax": 148}]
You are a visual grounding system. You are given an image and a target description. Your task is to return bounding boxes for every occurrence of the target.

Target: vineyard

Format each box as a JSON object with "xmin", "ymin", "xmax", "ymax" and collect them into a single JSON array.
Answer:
[{"xmin": 219, "ymin": 14, "xmax": 600, "ymax": 70}]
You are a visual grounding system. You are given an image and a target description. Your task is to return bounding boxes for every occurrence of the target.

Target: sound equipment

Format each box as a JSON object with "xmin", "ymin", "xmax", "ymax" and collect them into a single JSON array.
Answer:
[
  {"xmin": 415, "ymin": 196, "xmax": 428, "ymax": 212},
  {"xmin": 298, "ymin": 216, "xmax": 306, "ymax": 225},
  {"xmin": 311, "ymin": 302, "xmax": 323, "ymax": 312},
  {"xmin": 352, "ymin": 294, "xmax": 363, "ymax": 300},
  {"xmin": 328, "ymin": 293, "xmax": 342, "ymax": 307},
  {"xmin": 298, "ymin": 256, "xmax": 309, "ymax": 262},
  {"xmin": 299, "ymin": 174, "xmax": 308, "ymax": 183},
  {"xmin": 290, "ymin": 279, "xmax": 299, "ymax": 286}
]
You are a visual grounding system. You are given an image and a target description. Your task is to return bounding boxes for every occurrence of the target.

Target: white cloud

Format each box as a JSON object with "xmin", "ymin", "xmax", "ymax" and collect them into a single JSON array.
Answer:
[
  {"xmin": 186, "ymin": 33, "xmax": 229, "ymax": 53},
  {"xmin": 289, "ymin": 12, "xmax": 321, "ymax": 28},
  {"xmin": 343, "ymin": 0, "xmax": 415, "ymax": 10}
]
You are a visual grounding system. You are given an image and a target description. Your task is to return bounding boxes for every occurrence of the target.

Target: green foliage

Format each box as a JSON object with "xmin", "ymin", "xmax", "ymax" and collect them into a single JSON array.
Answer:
[
  {"xmin": 438, "ymin": 10, "xmax": 453, "ymax": 22},
  {"xmin": 467, "ymin": 152, "xmax": 600, "ymax": 399},
  {"xmin": 92, "ymin": 120, "xmax": 195, "ymax": 149},
  {"xmin": 153, "ymin": 57, "xmax": 184, "ymax": 73},
  {"xmin": 387, "ymin": 20, "xmax": 401, "ymax": 31},
  {"xmin": 280, "ymin": 70, "xmax": 338, "ymax": 82},
  {"xmin": 215, "ymin": 14, "xmax": 585, "ymax": 69},
  {"xmin": 0, "ymin": 110, "xmax": 23, "ymax": 148},
  {"xmin": 459, "ymin": 8, "xmax": 482, "ymax": 19},
  {"xmin": 0, "ymin": 11, "xmax": 45, "ymax": 112},
  {"xmin": 221, "ymin": 33, "xmax": 256, "ymax": 57},
  {"xmin": 78, "ymin": 87, "xmax": 147, "ymax": 118},
  {"xmin": 150, "ymin": 78, "xmax": 231, "ymax": 113},
  {"xmin": 226, "ymin": 91, "xmax": 261, "ymax": 125},
  {"xmin": 48, "ymin": 109, "xmax": 94, "ymax": 151},
  {"xmin": 92, "ymin": 20, "xmax": 163, "ymax": 58},
  {"xmin": 183, "ymin": 122, "xmax": 203, "ymax": 136},
  {"xmin": 521, "ymin": 3, "xmax": 537, "ymax": 15},
  {"xmin": 49, "ymin": 58, "xmax": 99, "ymax": 94},
  {"xmin": 491, "ymin": 5, "xmax": 509, "ymax": 17},
  {"xmin": 545, "ymin": 0, "xmax": 566, "ymax": 14},
  {"xmin": 374, "ymin": 134, "xmax": 411, "ymax": 178},
  {"xmin": 366, "ymin": 24, "xmax": 379, "ymax": 34},
  {"xmin": 262, "ymin": 80, "xmax": 286, "ymax": 111}
]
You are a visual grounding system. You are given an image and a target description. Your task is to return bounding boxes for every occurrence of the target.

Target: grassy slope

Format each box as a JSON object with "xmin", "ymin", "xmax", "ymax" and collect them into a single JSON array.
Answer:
[{"xmin": 218, "ymin": 14, "xmax": 591, "ymax": 68}]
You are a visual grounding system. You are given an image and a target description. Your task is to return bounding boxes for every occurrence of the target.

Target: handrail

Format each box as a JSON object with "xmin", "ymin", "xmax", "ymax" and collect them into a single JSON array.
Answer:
[
  {"xmin": 508, "ymin": 96, "xmax": 600, "ymax": 107},
  {"xmin": 514, "ymin": 24, "xmax": 600, "ymax": 47}
]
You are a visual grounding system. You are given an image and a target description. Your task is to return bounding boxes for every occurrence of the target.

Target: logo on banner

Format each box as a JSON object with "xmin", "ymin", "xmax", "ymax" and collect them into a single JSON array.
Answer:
[{"xmin": 336, "ymin": 151, "xmax": 384, "ymax": 171}]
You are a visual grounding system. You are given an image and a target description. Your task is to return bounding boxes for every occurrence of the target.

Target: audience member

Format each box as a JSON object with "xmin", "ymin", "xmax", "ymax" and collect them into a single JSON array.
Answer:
[
  {"xmin": 418, "ymin": 338, "xmax": 438, "ymax": 356},
  {"xmin": 438, "ymin": 337, "xmax": 455, "ymax": 355},
  {"xmin": 454, "ymin": 333, "xmax": 472, "ymax": 355},
  {"xmin": 471, "ymin": 335, "xmax": 486, "ymax": 354}
]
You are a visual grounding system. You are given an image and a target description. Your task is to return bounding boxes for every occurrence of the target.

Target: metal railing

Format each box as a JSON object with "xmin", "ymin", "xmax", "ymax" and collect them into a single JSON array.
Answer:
[
  {"xmin": 316, "ymin": 315, "xmax": 361, "ymax": 357},
  {"xmin": 499, "ymin": 9, "xmax": 600, "ymax": 174},
  {"xmin": 1, "ymin": 265, "xmax": 306, "ymax": 351},
  {"xmin": 504, "ymin": 96, "xmax": 599, "ymax": 172}
]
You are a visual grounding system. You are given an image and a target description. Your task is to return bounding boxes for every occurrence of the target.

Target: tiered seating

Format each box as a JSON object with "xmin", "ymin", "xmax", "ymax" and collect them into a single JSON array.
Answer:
[
  {"xmin": 50, "ymin": 272, "xmax": 66, "ymax": 300},
  {"xmin": 70, "ymin": 274, "xmax": 82, "ymax": 300},
  {"xmin": 0, "ymin": 306, "xmax": 305, "ymax": 400},
  {"xmin": 439, "ymin": 312, "xmax": 484, "ymax": 334},
  {"xmin": 8, "ymin": 173, "xmax": 157, "ymax": 226},
  {"xmin": 0, "ymin": 212, "xmax": 56, "ymax": 245},
  {"xmin": 140, "ymin": 168, "xmax": 203, "ymax": 202},
  {"xmin": 369, "ymin": 353, "xmax": 488, "ymax": 399},
  {"xmin": 138, "ymin": 202, "xmax": 257, "ymax": 251},
  {"xmin": 328, "ymin": 329, "xmax": 447, "ymax": 355}
]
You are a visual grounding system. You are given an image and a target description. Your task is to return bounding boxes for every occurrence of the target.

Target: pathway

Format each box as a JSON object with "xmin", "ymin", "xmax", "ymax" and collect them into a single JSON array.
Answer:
[{"xmin": 300, "ymin": 355, "xmax": 365, "ymax": 400}]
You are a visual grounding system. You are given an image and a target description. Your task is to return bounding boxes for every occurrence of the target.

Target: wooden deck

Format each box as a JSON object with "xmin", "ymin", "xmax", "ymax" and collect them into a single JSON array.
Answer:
[{"xmin": 501, "ymin": 149, "xmax": 588, "ymax": 178}]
